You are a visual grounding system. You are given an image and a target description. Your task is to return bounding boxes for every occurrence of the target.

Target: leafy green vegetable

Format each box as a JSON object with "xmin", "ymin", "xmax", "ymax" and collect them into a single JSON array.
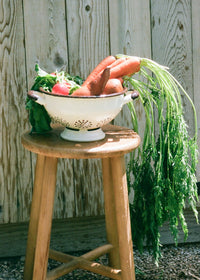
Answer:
[
  {"xmin": 64, "ymin": 73, "xmax": 83, "ymax": 86},
  {"xmin": 124, "ymin": 57, "xmax": 199, "ymax": 264},
  {"xmin": 25, "ymin": 60, "xmax": 199, "ymax": 266},
  {"xmin": 26, "ymin": 65, "xmax": 56, "ymax": 133},
  {"xmin": 26, "ymin": 65, "xmax": 83, "ymax": 133},
  {"xmin": 35, "ymin": 64, "xmax": 48, "ymax": 76},
  {"xmin": 67, "ymin": 74, "xmax": 83, "ymax": 94},
  {"xmin": 26, "ymin": 99, "xmax": 52, "ymax": 133},
  {"xmin": 50, "ymin": 70, "xmax": 83, "ymax": 94}
]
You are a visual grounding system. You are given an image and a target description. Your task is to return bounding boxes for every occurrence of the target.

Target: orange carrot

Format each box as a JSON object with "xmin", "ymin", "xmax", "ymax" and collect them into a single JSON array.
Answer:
[
  {"xmin": 88, "ymin": 67, "xmax": 110, "ymax": 96},
  {"xmin": 102, "ymin": 78, "xmax": 124, "ymax": 95},
  {"xmin": 72, "ymin": 67, "xmax": 110, "ymax": 96},
  {"xmin": 110, "ymin": 56, "xmax": 140, "ymax": 79},
  {"xmin": 109, "ymin": 57, "xmax": 127, "ymax": 68},
  {"xmin": 82, "ymin": 55, "xmax": 116, "ymax": 86},
  {"xmin": 71, "ymin": 86, "xmax": 92, "ymax": 96},
  {"xmin": 117, "ymin": 77, "xmax": 124, "ymax": 84}
]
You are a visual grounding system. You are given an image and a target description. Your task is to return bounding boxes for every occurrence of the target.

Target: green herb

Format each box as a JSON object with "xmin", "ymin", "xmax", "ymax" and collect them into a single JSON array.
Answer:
[
  {"xmin": 67, "ymin": 75, "xmax": 83, "ymax": 94},
  {"xmin": 64, "ymin": 73, "xmax": 83, "ymax": 86},
  {"xmin": 26, "ymin": 65, "xmax": 83, "ymax": 133},
  {"xmin": 51, "ymin": 70, "xmax": 83, "ymax": 94},
  {"xmin": 26, "ymin": 65, "xmax": 56, "ymax": 133},
  {"xmin": 124, "ymin": 58, "xmax": 199, "ymax": 264},
  {"xmin": 32, "ymin": 64, "xmax": 57, "ymax": 92},
  {"xmin": 26, "ymin": 99, "xmax": 52, "ymax": 134}
]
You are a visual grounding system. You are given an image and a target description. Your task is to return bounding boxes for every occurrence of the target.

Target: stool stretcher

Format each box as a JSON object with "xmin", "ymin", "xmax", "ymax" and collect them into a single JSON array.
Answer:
[{"xmin": 47, "ymin": 245, "xmax": 121, "ymax": 280}]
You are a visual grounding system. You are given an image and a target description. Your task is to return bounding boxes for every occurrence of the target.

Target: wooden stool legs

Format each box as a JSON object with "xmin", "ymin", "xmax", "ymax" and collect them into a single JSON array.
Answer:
[
  {"xmin": 102, "ymin": 157, "xmax": 120, "ymax": 269},
  {"xmin": 24, "ymin": 154, "xmax": 135, "ymax": 280},
  {"xmin": 102, "ymin": 156, "xmax": 135, "ymax": 280},
  {"xmin": 24, "ymin": 155, "xmax": 58, "ymax": 280}
]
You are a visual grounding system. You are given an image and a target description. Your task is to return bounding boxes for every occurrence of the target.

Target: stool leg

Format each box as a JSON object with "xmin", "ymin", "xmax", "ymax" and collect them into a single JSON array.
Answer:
[
  {"xmin": 102, "ymin": 158, "xmax": 120, "ymax": 269},
  {"xmin": 24, "ymin": 154, "xmax": 58, "ymax": 280},
  {"xmin": 110, "ymin": 155, "xmax": 135, "ymax": 280}
]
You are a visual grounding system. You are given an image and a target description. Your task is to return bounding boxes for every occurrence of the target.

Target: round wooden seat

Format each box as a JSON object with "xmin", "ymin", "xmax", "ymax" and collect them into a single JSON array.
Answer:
[
  {"xmin": 21, "ymin": 124, "xmax": 140, "ymax": 159},
  {"xmin": 22, "ymin": 124, "xmax": 140, "ymax": 280}
]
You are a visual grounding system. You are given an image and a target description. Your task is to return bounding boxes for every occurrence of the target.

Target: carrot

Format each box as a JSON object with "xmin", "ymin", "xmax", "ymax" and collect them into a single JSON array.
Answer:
[
  {"xmin": 102, "ymin": 78, "xmax": 124, "ymax": 95},
  {"xmin": 110, "ymin": 56, "xmax": 140, "ymax": 79},
  {"xmin": 82, "ymin": 55, "xmax": 116, "ymax": 87},
  {"xmin": 71, "ymin": 86, "xmax": 92, "ymax": 96},
  {"xmin": 109, "ymin": 57, "xmax": 127, "ymax": 69},
  {"xmin": 117, "ymin": 77, "xmax": 124, "ymax": 84},
  {"xmin": 72, "ymin": 67, "xmax": 110, "ymax": 96},
  {"xmin": 88, "ymin": 67, "xmax": 110, "ymax": 96}
]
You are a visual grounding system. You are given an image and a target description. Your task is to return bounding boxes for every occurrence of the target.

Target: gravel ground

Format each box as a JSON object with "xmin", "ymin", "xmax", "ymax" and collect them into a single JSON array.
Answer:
[{"xmin": 0, "ymin": 243, "xmax": 200, "ymax": 279}]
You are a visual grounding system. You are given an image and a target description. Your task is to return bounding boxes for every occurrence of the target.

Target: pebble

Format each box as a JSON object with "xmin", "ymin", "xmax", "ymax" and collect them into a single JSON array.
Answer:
[{"xmin": 0, "ymin": 244, "xmax": 200, "ymax": 279}]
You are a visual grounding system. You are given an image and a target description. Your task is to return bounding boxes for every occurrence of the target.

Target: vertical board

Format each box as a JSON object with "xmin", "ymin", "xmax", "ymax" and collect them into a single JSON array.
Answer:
[
  {"xmin": 66, "ymin": 0, "xmax": 110, "ymax": 216},
  {"xmin": 66, "ymin": 0, "xmax": 110, "ymax": 79},
  {"xmin": 108, "ymin": 0, "xmax": 151, "ymax": 57},
  {"xmin": 23, "ymin": 0, "xmax": 75, "ymax": 219},
  {"xmin": 23, "ymin": 0, "xmax": 69, "ymax": 87},
  {"xmin": 0, "ymin": 0, "xmax": 199, "ymax": 224},
  {"xmin": 108, "ymin": 0, "xmax": 151, "ymax": 176},
  {"xmin": 151, "ymin": 0, "xmax": 194, "ymax": 135},
  {"xmin": 0, "ymin": 0, "xmax": 32, "ymax": 223},
  {"xmin": 191, "ymin": 0, "xmax": 200, "ymax": 180},
  {"xmin": 108, "ymin": 0, "xmax": 151, "ymax": 136}
]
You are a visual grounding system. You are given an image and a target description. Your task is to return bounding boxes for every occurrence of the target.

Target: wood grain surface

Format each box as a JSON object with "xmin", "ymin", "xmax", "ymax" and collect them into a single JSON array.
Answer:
[
  {"xmin": 0, "ymin": 0, "xmax": 199, "ymax": 226},
  {"xmin": 0, "ymin": 0, "xmax": 32, "ymax": 223},
  {"xmin": 0, "ymin": 209, "xmax": 199, "ymax": 258},
  {"xmin": 151, "ymin": 0, "xmax": 194, "ymax": 136}
]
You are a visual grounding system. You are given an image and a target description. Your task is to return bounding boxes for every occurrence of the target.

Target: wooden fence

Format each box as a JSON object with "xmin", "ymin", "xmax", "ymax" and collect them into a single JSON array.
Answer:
[{"xmin": 0, "ymin": 0, "xmax": 200, "ymax": 225}]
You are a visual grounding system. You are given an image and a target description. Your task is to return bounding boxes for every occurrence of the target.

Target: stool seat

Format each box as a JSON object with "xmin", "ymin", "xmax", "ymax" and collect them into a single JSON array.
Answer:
[
  {"xmin": 21, "ymin": 124, "xmax": 140, "ymax": 159},
  {"xmin": 22, "ymin": 124, "xmax": 140, "ymax": 280}
]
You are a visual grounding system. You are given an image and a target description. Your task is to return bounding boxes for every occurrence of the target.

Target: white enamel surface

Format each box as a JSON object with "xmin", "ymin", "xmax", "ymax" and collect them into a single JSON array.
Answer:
[
  {"xmin": 60, "ymin": 127, "xmax": 105, "ymax": 142},
  {"xmin": 33, "ymin": 90, "xmax": 132, "ymax": 141},
  {"xmin": 34, "ymin": 91, "xmax": 132, "ymax": 130}
]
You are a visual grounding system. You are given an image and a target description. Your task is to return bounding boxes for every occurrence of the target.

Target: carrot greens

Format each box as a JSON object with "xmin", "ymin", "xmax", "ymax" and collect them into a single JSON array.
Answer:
[
  {"xmin": 26, "ymin": 65, "xmax": 83, "ymax": 133},
  {"xmin": 26, "ymin": 57, "xmax": 198, "ymax": 264},
  {"xmin": 124, "ymin": 57, "xmax": 198, "ymax": 264}
]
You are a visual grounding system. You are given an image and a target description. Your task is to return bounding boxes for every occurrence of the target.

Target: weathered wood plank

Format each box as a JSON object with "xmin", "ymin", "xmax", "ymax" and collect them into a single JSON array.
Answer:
[
  {"xmin": 0, "ymin": 0, "xmax": 199, "ymax": 230},
  {"xmin": 0, "ymin": 209, "xmax": 199, "ymax": 258},
  {"xmin": 23, "ymin": 0, "xmax": 76, "ymax": 219},
  {"xmin": 151, "ymin": 0, "xmax": 194, "ymax": 136},
  {"xmin": 151, "ymin": 0, "xmax": 200, "ymax": 203},
  {"xmin": 23, "ymin": 0, "xmax": 69, "ymax": 86},
  {"xmin": 65, "ymin": 0, "xmax": 110, "ymax": 217},
  {"xmin": 0, "ymin": 0, "xmax": 32, "ymax": 223},
  {"xmin": 108, "ymin": 0, "xmax": 151, "ymax": 143},
  {"xmin": 108, "ymin": 0, "xmax": 151, "ymax": 57},
  {"xmin": 191, "ymin": 0, "xmax": 200, "ymax": 180},
  {"xmin": 0, "ymin": 216, "xmax": 106, "ymax": 258},
  {"xmin": 66, "ymin": 0, "xmax": 110, "ymax": 79},
  {"xmin": 53, "ymin": 159, "xmax": 76, "ymax": 219},
  {"xmin": 108, "ymin": 0, "xmax": 151, "ymax": 178},
  {"xmin": 159, "ymin": 209, "xmax": 200, "ymax": 245}
]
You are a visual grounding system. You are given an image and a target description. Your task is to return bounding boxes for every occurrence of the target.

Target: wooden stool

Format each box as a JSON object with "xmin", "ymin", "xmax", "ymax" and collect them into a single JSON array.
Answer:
[{"xmin": 21, "ymin": 124, "xmax": 140, "ymax": 280}]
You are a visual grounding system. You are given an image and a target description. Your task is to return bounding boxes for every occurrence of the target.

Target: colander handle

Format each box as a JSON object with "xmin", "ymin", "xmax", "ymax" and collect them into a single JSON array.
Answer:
[
  {"xmin": 27, "ymin": 90, "xmax": 46, "ymax": 106},
  {"xmin": 123, "ymin": 90, "xmax": 139, "ymax": 105},
  {"xmin": 130, "ymin": 90, "xmax": 139, "ymax": 100}
]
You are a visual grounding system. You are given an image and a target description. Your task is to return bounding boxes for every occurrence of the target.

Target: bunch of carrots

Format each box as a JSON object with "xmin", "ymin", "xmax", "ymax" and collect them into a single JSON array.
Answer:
[
  {"xmin": 27, "ymin": 53, "xmax": 199, "ymax": 264},
  {"xmin": 71, "ymin": 55, "xmax": 141, "ymax": 96},
  {"xmin": 78, "ymin": 53, "xmax": 198, "ymax": 264}
]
